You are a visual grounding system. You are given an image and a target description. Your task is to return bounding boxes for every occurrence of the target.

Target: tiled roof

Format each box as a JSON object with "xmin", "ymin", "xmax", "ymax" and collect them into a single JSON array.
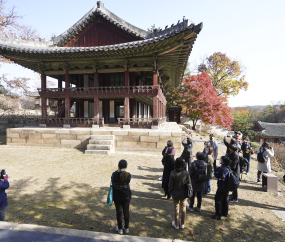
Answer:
[
  {"xmin": 0, "ymin": 22, "xmax": 200, "ymax": 54},
  {"xmin": 256, "ymin": 121, "xmax": 285, "ymax": 137}
]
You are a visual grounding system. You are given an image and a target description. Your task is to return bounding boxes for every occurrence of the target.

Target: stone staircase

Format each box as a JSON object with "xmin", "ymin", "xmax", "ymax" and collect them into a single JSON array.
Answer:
[{"xmin": 85, "ymin": 135, "xmax": 115, "ymax": 155}]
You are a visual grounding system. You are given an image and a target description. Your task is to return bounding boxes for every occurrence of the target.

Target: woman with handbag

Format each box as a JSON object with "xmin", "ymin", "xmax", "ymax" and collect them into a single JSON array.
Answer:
[
  {"xmin": 241, "ymin": 136, "xmax": 253, "ymax": 174},
  {"xmin": 168, "ymin": 157, "xmax": 191, "ymax": 229},
  {"xmin": 112, "ymin": 159, "xmax": 132, "ymax": 235}
]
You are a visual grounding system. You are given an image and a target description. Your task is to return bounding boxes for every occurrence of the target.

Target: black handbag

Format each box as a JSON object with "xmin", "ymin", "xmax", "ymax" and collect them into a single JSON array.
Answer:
[{"xmin": 184, "ymin": 171, "xmax": 193, "ymax": 198}]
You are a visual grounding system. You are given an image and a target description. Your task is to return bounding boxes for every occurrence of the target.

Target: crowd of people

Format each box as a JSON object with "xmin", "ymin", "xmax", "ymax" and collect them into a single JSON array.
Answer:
[{"xmin": 110, "ymin": 131, "xmax": 276, "ymax": 234}]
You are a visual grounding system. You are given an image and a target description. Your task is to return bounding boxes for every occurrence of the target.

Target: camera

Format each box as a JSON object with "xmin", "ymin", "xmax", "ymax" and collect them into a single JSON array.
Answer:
[{"xmin": 0, "ymin": 169, "xmax": 7, "ymax": 179}]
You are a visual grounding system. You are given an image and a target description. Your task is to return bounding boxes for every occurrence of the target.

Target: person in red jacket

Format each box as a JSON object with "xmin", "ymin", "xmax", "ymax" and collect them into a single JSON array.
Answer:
[{"xmin": 0, "ymin": 169, "xmax": 9, "ymax": 221}]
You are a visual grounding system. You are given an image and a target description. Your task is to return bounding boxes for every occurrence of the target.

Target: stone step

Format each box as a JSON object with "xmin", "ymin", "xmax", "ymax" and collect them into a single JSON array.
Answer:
[
  {"xmin": 89, "ymin": 140, "xmax": 114, "ymax": 145},
  {"xmin": 87, "ymin": 144, "xmax": 111, "ymax": 150},
  {"xmin": 90, "ymin": 135, "xmax": 114, "ymax": 140},
  {"xmin": 85, "ymin": 150, "xmax": 110, "ymax": 155}
]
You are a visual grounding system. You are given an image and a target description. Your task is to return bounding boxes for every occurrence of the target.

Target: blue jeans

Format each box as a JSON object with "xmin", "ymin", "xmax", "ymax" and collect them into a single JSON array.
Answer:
[
  {"xmin": 0, "ymin": 208, "xmax": 6, "ymax": 221},
  {"xmin": 203, "ymin": 180, "xmax": 211, "ymax": 193},
  {"xmin": 243, "ymin": 153, "xmax": 251, "ymax": 173}
]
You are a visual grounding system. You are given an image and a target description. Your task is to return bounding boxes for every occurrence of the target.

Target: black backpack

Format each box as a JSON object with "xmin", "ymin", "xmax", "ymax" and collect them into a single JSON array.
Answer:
[
  {"xmin": 228, "ymin": 168, "xmax": 240, "ymax": 191},
  {"xmin": 239, "ymin": 156, "xmax": 249, "ymax": 174},
  {"xmin": 257, "ymin": 148, "xmax": 266, "ymax": 163},
  {"xmin": 194, "ymin": 161, "xmax": 207, "ymax": 183}
]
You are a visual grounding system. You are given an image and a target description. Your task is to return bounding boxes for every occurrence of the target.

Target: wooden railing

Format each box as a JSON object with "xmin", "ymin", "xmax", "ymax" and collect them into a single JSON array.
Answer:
[
  {"xmin": 39, "ymin": 117, "xmax": 104, "ymax": 127},
  {"xmin": 117, "ymin": 117, "xmax": 166, "ymax": 127},
  {"xmin": 38, "ymin": 85, "xmax": 160, "ymax": 97}
]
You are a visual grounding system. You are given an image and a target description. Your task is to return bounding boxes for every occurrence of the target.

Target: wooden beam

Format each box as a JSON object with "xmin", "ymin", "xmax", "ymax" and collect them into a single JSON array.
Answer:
[{"xmin": 129, "ymin": 66, "xmax": 153, "ymax": 72}]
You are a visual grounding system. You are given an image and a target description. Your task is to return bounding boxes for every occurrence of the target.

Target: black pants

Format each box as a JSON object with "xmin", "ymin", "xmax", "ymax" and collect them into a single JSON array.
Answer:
[
  {"xmin": 213, "ymin": 159, "xmax": 217, "ymax": 171},
  {"xmin": 257, "ymin": 170, "xmax": 267, "ymax": 180},
  {"xmin": 190, "ymin": 191, "xmax": 202, "ymax": 208},
  {"xmin": 114, "ymin": 200, "xmax": 130, "ymax": 229},
  {"xmin": 215, "ymin": 191, "xmax": 229, "ymax": 217}
]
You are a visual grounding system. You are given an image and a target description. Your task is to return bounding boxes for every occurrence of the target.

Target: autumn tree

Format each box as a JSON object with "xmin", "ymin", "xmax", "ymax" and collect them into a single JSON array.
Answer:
[
  {"xmin": 174, "ymin": 72, "xmax": 233, "ymax": 130},
  {"xmin": 231, "ymin": 110, "xmax": 255, "ymax": 137},
  {"xmin": 198, "ymin": 52, "xmax": 248, "ymax": 97}
]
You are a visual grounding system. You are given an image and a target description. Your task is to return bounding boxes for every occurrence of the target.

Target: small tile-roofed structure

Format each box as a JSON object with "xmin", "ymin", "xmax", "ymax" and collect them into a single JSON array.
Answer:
[{"xmin": 253, "ymin": 121, "xmax": 285, "ymax": 143}]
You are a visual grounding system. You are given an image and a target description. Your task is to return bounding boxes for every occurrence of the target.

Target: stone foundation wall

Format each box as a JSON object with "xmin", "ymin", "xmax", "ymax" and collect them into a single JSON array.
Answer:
[{"xmin": 6, "ymin": 127, "xmax": 185, "ymax": 153}]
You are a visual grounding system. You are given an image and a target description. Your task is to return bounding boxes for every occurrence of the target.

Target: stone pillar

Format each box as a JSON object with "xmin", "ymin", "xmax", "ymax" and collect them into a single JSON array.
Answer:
[
  {"xmin": 124, "ymin": 69, "xmax": 130, "ymax": 119},
  {"xmin": 41, "ymin": 73, "xmax": 47, "ymax": 118}
]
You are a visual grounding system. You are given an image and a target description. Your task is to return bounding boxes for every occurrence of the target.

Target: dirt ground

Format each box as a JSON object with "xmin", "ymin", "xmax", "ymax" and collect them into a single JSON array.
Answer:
[{"xmin": 0, "ymin": 135, "xmax": 285, "ymax": 241}]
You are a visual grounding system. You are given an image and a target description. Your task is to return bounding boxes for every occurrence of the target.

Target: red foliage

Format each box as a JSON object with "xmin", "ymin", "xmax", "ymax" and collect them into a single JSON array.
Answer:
[{"xmin": 176, "ymin": 72, "xmax": 233, "ymax": 129}]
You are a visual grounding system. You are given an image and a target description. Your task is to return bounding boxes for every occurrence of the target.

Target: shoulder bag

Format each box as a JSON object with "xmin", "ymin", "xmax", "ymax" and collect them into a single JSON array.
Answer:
[
  {"xmin": 107, "ymin": 172, "xmax": 114, "ymax": 206},
  {"xmin": 184, "ymin": 171, "xmax": 193, "ymax": 199}
]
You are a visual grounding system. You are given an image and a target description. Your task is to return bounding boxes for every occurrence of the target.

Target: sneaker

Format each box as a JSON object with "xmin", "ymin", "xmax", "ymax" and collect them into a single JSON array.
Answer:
[
  {"xmin": 186, "ymin": 206, "xmax": 194, "ymax": 212},
  {"xmin": 196, "ymin": 207, "xmax": 201, "ymax": 212},
  {"xmin": 172, "ymin": 221, "xmax": 179, "ymax": 230},
  {"xmin": 179, "ymin": 221, "xmax": 184, "ymax": 229},
  {"xmin": 158, "ymin": 176, "xmax": 163, "ymax": 181},
  {"xmin": 229, "ymin": 199, "xmax": 238, "ymax": 203},
  {"xmin": 124, "ymin": 228, "xmax": 129, "ymax": 234},
  {"xmin": 115, "ymin": 225, "xmax": 125, "ymax": 234}
]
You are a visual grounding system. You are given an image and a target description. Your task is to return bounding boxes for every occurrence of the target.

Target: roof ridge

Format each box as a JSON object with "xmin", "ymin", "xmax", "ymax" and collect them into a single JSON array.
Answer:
[{"xmin": 52, "ymin": 1, "xmax": 149, "ymax": 46}]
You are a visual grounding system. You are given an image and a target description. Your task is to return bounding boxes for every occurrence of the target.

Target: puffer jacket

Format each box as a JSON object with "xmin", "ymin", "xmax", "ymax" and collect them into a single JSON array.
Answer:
[
  {"xmin": 0, "ymin": 179, "xmax": 9, "ymax": 210},
  {"xmin": 214, "ymin": 165, "xmax": 229, "ymax": 192},
  {"xmin": 169, "ymin": 169, "xmax": 191, "ymax": 200}
]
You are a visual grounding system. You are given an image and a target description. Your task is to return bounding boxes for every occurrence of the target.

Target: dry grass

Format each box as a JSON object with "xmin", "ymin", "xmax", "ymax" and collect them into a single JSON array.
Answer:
[{"xmin": 0, "ymin": 137, "xmax": 284, "ymax": 241}]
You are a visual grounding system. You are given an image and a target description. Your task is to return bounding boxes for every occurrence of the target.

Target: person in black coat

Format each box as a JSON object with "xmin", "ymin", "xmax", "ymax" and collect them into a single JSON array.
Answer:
[
  {"xmin": 180, "ymin": 137, "xmax": 193, "ymax": 171},
  {"xmin": 227, "ymin": 144, "xmax": 240, "ymax": 203},
  {"xmin": 169, "ymin": 158, "xmax": 191, "ymax": 229},
  {"xmin": 112, "ymin": 160, "xmax": 132, "ymax": 235},
  {"xmin": 187, "ymin": 152, "xmax": 207, "ymax": 212},
  {"xmin": 162, "ymin": 140, "xmax": 176, "ymax": 199},
  {"xmin": 212, "ymin": 156, "xmax": 230, "ymax": 220}
]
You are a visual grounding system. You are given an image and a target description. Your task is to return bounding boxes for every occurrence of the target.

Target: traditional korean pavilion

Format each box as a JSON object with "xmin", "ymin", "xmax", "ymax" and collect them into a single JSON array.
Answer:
[{"xmin": 0, "ymin": 1, "xmax": 202, "ymax": 128}]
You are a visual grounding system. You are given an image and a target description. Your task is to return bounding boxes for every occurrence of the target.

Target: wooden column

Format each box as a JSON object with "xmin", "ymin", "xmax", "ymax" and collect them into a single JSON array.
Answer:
[
  {"xmin": 65, "ymin": 71, "xmax": 70, "ymax": 88},
  {"xmin": 124, "ymin": 69, "xmax": 130, "ymax": 119},
  {"xmin": 94, "ymin": 72, "xmax": 99, "ymax": 119},
  {"xmin": 103, "ymin": 99, "xmax": 109, "ymax": 123},
  {"xmin": 94, "ymin": 72, "xmax": 99, "ymax": 87},
  {"xmin": 78, "ymin": 74, "xmax": 83, "ymax": 87},
  {"xmin": 41, "ymin": 73, "xmax": 47, "ymax": 118},
  {"xmin": 65, "ymin": 96, "xmax": 70, "ymax": 118},
  {"xmin": 130, "ymin": 99, "xmax": 136, "ymax": 119},
  {"xmin": 79, "ymin": 100, "xmax": 84, "ymax": 118},
  {"xmin": 58, "ymin": 78, "xmax": 62, "ymax": 89},
  {"xmin": 153, "ymin": 68, "xmax": 158, "ymax": 119}
]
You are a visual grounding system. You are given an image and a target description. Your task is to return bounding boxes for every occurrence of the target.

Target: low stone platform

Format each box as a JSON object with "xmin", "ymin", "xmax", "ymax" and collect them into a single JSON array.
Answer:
[{"xmin": 6, "ymin": 122, "xmax": 186, "ymax": 153}]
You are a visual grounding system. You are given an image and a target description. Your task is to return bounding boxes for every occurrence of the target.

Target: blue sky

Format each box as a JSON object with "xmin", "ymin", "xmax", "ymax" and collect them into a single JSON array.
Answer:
[{"xmin": 1, "ymin": 0, "xmax": 284, "ymax": 107}]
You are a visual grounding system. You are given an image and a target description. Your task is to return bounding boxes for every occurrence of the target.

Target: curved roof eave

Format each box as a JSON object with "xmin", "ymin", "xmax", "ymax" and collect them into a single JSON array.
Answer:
[{"xmin": 0, "ymin": 22, "xmax": 202, "ymax": 55}]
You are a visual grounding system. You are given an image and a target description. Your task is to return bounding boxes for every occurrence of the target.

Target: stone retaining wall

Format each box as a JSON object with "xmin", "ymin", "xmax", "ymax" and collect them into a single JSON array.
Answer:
[{"xmin": 6, "ymin": 127, "xmax": 185, "ymax": 153}]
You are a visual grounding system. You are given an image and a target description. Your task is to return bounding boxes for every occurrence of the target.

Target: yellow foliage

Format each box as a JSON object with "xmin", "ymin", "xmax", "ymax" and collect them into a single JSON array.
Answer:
[{"xmin": 198, "ymin": 52, "xmax": 248, "ymax": 97}]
